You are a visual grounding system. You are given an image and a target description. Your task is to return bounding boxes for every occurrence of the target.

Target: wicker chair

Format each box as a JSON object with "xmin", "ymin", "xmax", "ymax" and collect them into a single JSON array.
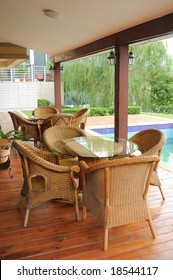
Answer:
[
  {"xmin": 12, "ymin": 140, "xmax": 80, "ymax": 227},
  {"xmin": 32, "ymin": 106, "xmax": 59, "ymax": 118},
  {"xmin": 79, "ymin": 155, "xmax": 159, "ymax": 250},
  {"xmin": 8, "ymin": 111, "xmax": 40, "ymax": 146},
  {"xmin": 71, "ymin": 108, "xmax": 90, "ymax": 130},
  {"xmin": 42, "ymin": 125, "xmax": 87, "ymax": 151},
  {"xmin": 129, "ymin": 129, "xmax": 167, "ymax": 200}
]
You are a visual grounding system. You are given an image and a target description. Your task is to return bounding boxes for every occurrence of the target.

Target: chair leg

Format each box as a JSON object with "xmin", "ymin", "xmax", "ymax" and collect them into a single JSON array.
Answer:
[
  {"xmin": 74, "ymin": 189, "xmax": 80, "ymax": 221},
  {"xmin": 7, "ymin": 167, "xmax": 13, "ymax": 178},
  {"xmin": 104, "ymin": 227, "xmax": 109, "ymax": 250},
  {"xmin": 158, "ymin": 185, "xmax": 165, "ymax": 200},
  {"xmin": 82, "ymin": 205, "xmax": 87, "ymax": 220},
  {"xmin": 24, "ymin": 209, "xmax": 30, "ymax": 227},
  {"xmin": 147, "ymin": 218, "xmax": 156, "ymax": 239}
]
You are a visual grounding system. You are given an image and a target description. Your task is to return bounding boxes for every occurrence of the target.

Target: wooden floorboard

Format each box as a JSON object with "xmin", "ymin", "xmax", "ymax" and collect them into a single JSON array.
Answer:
[{"xmin": 1, "ymin": 149, "xmax": 173, "ymax": 260}]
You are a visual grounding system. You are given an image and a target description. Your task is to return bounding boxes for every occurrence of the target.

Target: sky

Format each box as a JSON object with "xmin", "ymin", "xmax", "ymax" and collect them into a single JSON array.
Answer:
[{"xmin": 163, "ymin": 37, "xmax": 173, "ymax": 56}]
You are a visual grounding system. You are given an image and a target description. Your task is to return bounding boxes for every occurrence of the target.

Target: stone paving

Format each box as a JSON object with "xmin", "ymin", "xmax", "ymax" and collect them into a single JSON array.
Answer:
[{"xmin": 86, "ymin": 114, "xmax": 173, "ymax": 127}]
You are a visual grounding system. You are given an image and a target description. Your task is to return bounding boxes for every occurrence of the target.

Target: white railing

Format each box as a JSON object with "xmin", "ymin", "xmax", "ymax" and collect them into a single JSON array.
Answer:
[{"xmin": 0, "ymin": 65, "xmax": 54, "ymax": 82}]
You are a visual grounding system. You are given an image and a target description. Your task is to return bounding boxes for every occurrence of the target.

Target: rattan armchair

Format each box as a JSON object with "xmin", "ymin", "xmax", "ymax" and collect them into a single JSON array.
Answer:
[
  {"xmin": 79, "ymin": 155, "xmax": 159, "ymax": 250},
  {"xmin": 42, "ymin": 125, "xmax": 87, "ymax": 151},
  {"xmin": 42, "ymin": 125, "xmax": 87, "ymax": 167},
  {"xmin": 12, "ymin": 140, "xmax": 80, "ymax": 227},
  {"xmin": 32, "ymin": 106, "xmax": 59, "ymax": 118},
  {"xmin": 129, "ymin": 129, "xmax": 167, "ymax": 200},
  {"xmin": 8, "ymin": 111, "xmax": 40, "ymax": 146},
  {"xmin": 71, "ymin": 108, "xmax": 90, "ymax": 130}
]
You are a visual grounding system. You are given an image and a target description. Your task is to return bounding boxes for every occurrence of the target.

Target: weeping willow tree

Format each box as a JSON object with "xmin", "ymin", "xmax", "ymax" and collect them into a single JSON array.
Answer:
[
  {"xmin": 129, "ymin": 41, "xmax": 173, "ymax": 112},
  {"xmin": 62, "ymin": 40, "xmax": 173, "ymax": 111},
  {"xmin": 62, "ymin": 53, "xmax": 114, "ymax": 107}
]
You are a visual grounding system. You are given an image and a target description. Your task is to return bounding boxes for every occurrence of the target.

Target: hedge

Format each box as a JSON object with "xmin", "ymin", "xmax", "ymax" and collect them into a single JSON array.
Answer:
[{"xmin": 61, "ymin": 106, "xmax": 140, "ymax": 116}]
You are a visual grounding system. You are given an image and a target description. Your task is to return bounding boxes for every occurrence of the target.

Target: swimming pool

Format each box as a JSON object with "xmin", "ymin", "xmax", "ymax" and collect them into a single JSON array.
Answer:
[{"xmin": 91, "ymin": 122, "xmax": 173, "ymax": 164}]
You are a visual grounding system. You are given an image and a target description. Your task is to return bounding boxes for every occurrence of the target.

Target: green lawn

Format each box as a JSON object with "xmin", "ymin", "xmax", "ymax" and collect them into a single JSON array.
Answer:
[
  {"xmin": 144, "ymin": 112, "xmax": 173, "ymax": 119},
  {"xmin": 22, "ymin": 110, "xmax": 33, "ymax": 117}
]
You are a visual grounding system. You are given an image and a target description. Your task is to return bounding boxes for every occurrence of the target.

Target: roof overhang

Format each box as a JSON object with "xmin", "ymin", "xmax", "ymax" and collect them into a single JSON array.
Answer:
[{"xmin": 0, "ymin": 43, "xmax": 29, "ymax": 68}]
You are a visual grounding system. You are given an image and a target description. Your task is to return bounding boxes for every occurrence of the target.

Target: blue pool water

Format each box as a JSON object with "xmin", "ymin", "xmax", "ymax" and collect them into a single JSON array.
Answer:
[{"xmin": 92, "ymin": 122, "xmax": 173, "ymax": 164}]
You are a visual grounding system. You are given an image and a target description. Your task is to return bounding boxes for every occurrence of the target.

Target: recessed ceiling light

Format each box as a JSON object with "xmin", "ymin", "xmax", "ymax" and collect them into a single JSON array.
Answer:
[{"xmin": 43, "ymin": 9, "xmax": 58, "ymax": 20}]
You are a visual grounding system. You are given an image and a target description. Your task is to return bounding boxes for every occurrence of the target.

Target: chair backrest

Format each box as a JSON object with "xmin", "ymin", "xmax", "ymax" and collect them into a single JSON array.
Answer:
[
  {"xmin": 32, "ymin": 106, "xmax": 59, "ymax": 118},
  {"xmin": 41, "ymin": 114, "xmax": 73, "ymax": 135},
  {"xmin": 42, "ymin": 125, "xmax": 87, "ymax": 151},
  {"xmin": 129, "ymin": 129, "xmax": 167, "ymax": 170},
  {"xmin": 71, "ymin": 108, "xmax": 90, "ymax": 130},
  {"xmin": 80, "ymin": 155, "xmax": 159, "ymax": 225},
  {"xmin": 8, "ymin": 111, "xmax": 39, "ymax": 141}
]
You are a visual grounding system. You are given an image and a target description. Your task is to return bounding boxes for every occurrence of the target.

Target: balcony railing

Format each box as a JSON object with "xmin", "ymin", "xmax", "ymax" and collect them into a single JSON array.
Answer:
[{"xmin": 0, "ymin": 65, "xmax": 54, "ymax": 82}]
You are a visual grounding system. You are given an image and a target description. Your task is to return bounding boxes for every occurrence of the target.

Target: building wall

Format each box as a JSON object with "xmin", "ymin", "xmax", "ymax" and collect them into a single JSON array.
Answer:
[
  {"xmin": 0, "ymin": 81, "xmax": 54, "ymax": 110},
  {"xmin": 37, "ymin": 82, "xmax": 55, "ymax": 104}
]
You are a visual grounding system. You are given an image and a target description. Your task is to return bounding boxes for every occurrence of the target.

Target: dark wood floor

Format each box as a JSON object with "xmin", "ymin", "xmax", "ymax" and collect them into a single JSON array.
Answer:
[{"xmin": 0, "ymin": 149, "xmax": 173, "ymax": 260}]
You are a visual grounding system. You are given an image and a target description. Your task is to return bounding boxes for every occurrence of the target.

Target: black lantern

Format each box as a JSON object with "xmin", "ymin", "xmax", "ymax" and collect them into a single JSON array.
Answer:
[
  {"xmin": 49, "ymin": 64, "xmax": 55, "ymax": 70},
  {"xmin": 107, "ymin": 50, "xmax": 117, "ymax": 65},
  {"xmin": 128, "ymin": 50, "xmax": 135, "ymax": 65}
]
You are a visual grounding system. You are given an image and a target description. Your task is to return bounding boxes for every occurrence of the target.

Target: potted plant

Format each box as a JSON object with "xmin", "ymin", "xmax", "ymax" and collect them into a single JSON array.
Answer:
[
  {"xmin": 17, "ymin": 65, "xmax": 28, "ymax": 82},
  {"xmin": 0, "ymin": 125, "xmax": 27, "ymax": 165},
  {"xmin": 0, "ymin": 125, "xmax": 27, "ymax": 141},
  {"xmin": 45, "ymin": 61, "xmax": 54, "ymax": 81}
]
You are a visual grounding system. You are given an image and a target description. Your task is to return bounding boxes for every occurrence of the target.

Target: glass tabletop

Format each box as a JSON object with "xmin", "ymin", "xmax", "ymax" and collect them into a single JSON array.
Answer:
[
  {"xmin": 51, "ymin": 136, "xmax": 138, "ymax": 158},
  {"xmin": 29, "ymin": 116, "xmax": 47, "ymax": 121}
]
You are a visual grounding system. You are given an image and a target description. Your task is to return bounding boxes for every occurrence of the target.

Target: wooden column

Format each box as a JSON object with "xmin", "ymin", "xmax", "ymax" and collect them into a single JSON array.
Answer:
[
  {"xmin": 114, "ymin": 44, "xmax": 128, "ymax": 140},
  {"xmin": 54, "ymin": 62, "xmax": 62, "ymax": 112}
]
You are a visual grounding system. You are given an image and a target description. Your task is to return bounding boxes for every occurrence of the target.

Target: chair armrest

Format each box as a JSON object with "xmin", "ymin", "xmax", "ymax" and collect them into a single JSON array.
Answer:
[{"xmin": 79, "ymin": 160, "xmax": 89, "ymax": 170}]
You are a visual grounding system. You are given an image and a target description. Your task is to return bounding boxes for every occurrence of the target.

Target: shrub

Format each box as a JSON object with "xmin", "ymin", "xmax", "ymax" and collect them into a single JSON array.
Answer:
[
  {"xmin": 38, "ymin": 99, "xmax": 54, "ymax": 107},
  {"xmin": 128, "ymin": 106, "xmax": 141, "ymax": 114}
]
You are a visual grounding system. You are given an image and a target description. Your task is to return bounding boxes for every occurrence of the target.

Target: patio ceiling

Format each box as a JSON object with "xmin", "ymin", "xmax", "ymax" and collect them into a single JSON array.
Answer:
[{"xmin": 0, "ymin": 0, "xmax": 173, "ymax": 65}]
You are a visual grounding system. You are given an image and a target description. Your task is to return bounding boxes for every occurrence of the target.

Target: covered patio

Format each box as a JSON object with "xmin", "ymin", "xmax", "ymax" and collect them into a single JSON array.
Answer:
[{"xmin": 1, "ymin": 1, "xmax": 173, "ymax": 138}]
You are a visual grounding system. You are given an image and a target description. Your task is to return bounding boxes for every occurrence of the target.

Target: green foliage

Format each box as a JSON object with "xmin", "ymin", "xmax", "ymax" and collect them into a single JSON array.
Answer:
[
  {"xmin": 62, "ymin": 106, "xmax": 140, "ymax": 116},
  {"xmin": 129, "ymin": 41, "xmax": 173, "ymax": 112},
  {"xmin": 61, "ymin": 107, "xmax": 84, "ymax": 115},
  {"xmin": 45, "ymin": 61, "xmax": 54, "ymax": 70},
  {"xmin": 62, "ymin": 53, "xmax": 114, "ymax": 107},
  {"xmin": 21, "ymin": 110, "xmax": 33, "ymax": 117},
  {"xmin": 150, "ymin": 73, "xmax": 173, "ymax": 112},
  {"xmin": 0, "ymin": 125, "xmax": 27, "ymax": 140},
  {"xmin": 17, "ymin": 65, "xmax": 27, "ymax": 75},
  {"xmin": 38, "ymin": 99, "xmax": 54, "ymax": 107},
  {"xmin": 128, "ymin": 106, "xmax": 141, "ymax": 114},
  {"xmin": 61, "ymin": 40, "xmax": 173, "ymax": 112}
]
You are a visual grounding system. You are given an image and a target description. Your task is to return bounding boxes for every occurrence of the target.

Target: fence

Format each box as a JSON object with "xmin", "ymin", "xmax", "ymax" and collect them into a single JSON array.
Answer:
[{"xmin": 0, "ymin": 65, "xmax": 54, "ymax": 82}]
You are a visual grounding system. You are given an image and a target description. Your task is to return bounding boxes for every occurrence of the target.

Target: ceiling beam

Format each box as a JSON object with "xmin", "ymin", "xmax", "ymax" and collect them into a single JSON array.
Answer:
[
  {"xmin": 0, "ymin": 43, "xmax": 29, "ymax": 68},
  {"xmin": 53, "ymin": 12, "xmax": 173, "ymax": 63}
]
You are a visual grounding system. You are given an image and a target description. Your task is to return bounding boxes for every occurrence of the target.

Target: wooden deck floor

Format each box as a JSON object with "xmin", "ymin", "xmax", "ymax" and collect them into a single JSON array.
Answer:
[{"xmin": 0, "ymin": 149, "xmax": 173, "ymax": 260}]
